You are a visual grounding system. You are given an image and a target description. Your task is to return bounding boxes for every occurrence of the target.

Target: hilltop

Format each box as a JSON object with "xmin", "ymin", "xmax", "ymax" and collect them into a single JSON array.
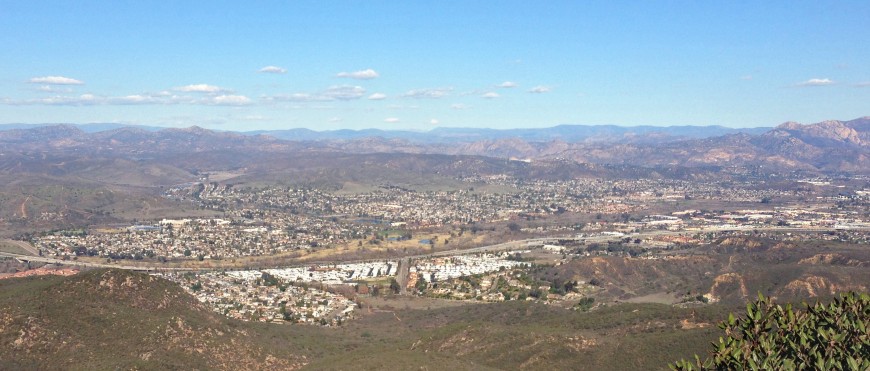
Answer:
[{"xmin": 0, "ymin": 269, "xmax": 305, "ymax": 370}]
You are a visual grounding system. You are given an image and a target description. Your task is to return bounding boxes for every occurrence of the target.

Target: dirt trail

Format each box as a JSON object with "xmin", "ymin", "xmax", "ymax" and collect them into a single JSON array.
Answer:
[
  {"xmin": 19, "ymin": 196, "xmax": 30, "ymax": 218},
  {"xmin": 141, "ymin": 200, "xmax": 152, "ymax": 216}
]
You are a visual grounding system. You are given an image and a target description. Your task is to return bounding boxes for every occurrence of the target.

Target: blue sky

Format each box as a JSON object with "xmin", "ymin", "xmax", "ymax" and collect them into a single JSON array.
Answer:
[{"xmin": 1, "ymin": 1, "xmax": 868, "ymax": 131}]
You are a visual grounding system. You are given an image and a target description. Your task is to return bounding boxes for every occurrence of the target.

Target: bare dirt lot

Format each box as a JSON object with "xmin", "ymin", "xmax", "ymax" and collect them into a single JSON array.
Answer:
[{"xmin": 623, "ymin": 292, "xmax": 680, "ymax": 305}]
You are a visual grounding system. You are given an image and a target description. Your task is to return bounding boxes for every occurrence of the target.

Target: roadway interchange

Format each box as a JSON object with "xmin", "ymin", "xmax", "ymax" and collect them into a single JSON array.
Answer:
[{"xmin": 1, "ymin": 225, "xmax": 866, "ymax": 273}]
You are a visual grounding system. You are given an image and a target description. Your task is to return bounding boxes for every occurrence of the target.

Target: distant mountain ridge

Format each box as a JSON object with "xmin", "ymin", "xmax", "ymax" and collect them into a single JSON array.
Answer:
[
  {"xmin": 0, "ymin": 117, "xmax": 867, "ymax": 173},
  {"xmin": 0, "ymin": 122, "xmax": 166, "ymax": 133},
  {"xmin": 770, "ymin": 117, "xmax": 869, "ymax": 147},
  {"xmin": 0, "ymin": 122, "xmax": 770, "ymax": 144},
  {"xmin": 244, "ymin": 124, "xmax": 772, "ymax": 143}
]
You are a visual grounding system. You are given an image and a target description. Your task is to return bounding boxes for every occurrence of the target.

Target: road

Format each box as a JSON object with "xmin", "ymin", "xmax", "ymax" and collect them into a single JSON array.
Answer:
[
  {"xmin": 3, "ymin": 225, "xmax": 867, "ymax": 273},
  {"xmin": 0, "ymin": 252, "xmax": 199, "ymax": 272},
  {"xmin": 407, "ymin": 225, "xmax": 869, "ymax": 258},
  {"xmin": 395, "ymin": 257, "xmax": 410, "ymax": 294}
]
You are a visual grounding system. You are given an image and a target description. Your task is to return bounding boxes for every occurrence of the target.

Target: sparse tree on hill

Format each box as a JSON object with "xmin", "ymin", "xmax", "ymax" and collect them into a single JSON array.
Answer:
[
  {"xmin": 415, "ymin": 276, "xmax": 428, "ymax": 292},
  {"xmin": 389, "ymin": 278, "xmax": 401, "ymax": 294}
]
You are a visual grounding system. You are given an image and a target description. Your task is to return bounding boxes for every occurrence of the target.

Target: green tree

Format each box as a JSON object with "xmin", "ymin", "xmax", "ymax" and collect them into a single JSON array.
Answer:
[
  {"xmin": 415, "ymin": 276, "xmax": 428, "ymax": 292},
  {"xmin": 671, "ymin": 292, "xmax": 870, "ymax": 370},
  {"xmin": 389, "ymin": 278, "xmax": 401, "ymax": 294},
  {"xmin": 575, "ymin": 297, "xmax": 595, "ymax": 311}
]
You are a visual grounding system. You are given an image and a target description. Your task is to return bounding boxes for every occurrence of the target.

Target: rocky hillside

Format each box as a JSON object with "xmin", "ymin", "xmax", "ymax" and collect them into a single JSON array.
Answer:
[
  {"xmin": 429, "ymin": 117, "xmax": 870, "ymax": 172},
  {"xmin": 0, "ymin": 269, "xmax": 305, "ymax": 370},
  {"xmin": 1, "ymin": 254, "xmax": 864, "ymax": 370},
  {"xmin": 535, "ymin": 237, "xmax": 870, "ymax": 304},
  {"xmin": 0, "ymin": 268, "xmax": 724, "ymax": 370}
]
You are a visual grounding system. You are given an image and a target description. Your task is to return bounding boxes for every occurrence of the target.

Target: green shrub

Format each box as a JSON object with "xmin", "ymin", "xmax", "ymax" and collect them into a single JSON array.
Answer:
[{"xmin": 672, "ymin": 292, "xmax": 870, "ymax": 370}]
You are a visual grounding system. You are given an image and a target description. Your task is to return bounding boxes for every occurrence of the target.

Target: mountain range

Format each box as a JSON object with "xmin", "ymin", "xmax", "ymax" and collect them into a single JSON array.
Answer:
[
  {"xmin": 247, "ymin": 124, "xmax": 771, "ymax": 143},
  {"xmin": 1, "ymin": 117, "xmax": 867, "ymax": 174},
  {"xmin": 0, "ymin": 121, "xmax": 770, "ymax": 143}
]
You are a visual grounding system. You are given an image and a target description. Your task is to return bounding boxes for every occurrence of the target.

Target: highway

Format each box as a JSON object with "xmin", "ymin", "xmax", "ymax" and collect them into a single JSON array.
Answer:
[
  {"xmin": 2, "ymin": 225, "xmax": 866, "ymax": 273},
  {"xmin": 362, "ymin": 224, "xmax": 870, "ymax": 261},
  {"xmin": 0, "ymin": 252, "xmax": 199, "ymax": 272}
]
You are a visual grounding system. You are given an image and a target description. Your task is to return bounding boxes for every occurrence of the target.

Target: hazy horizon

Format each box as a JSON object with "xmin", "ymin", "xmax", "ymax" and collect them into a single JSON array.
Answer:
[{"xmin": 0, "ymin": 119, "xmax": 787, "ymax": 133}]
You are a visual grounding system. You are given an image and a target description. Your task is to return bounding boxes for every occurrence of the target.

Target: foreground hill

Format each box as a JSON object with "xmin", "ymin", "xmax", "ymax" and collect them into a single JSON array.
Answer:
[
  {"xmin": 0, "ymin": 269, "xmax": 730, "ymax": 370},
  {"xmin": 0, "ymin": 269, "xmax": 305, "ymax": 370},
  {"xmin": 311, "ymin": 300, "xmax": 725, "ymax": 370},
  {"xmin": 3, "ymin": 256, "xmax": 865, "ymax": 369}
]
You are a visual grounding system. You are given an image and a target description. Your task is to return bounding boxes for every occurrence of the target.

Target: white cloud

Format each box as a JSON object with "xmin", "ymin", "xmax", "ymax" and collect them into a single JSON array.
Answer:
[
  {"xmin": 12, "ymin": 94, "xmax": 103, "ymax": 106},
  {"xmin": 262, "ymin": 85, "xmax": 365, "ymax": 103},
  {"xmin": 797, "ymin": 78, "xmax": 834, "ymax": 87},
  {"xmin": 36, "ymin": 85, "xmax": 73, "ymax": 93},
  {"xmin": 29, "ymin": 76, "xmax": 84, "ymax": 85},
  {"xmin": 173, "ymin": 84, "xmax": 227, "ymax": 93},
  {"xmin": 3, "ymin": 90, "xmax": 253, "ymax": 107},
  {"xmin": 384, "ymin": 117, "xmax": 400, "ymax": 123},
  {"xmin": 482, "ymin": 92, "xmax": 500, "ymax": 99},
  {"xmin": 323, "ymin": 85, "xmax": 365, "ymax": 100},
  {"xmin": 209, "ymin": 95, "xmax": 252, "ymax": 106},
  {"xmin": 528, "ymin": 85, "xmax": 551, "ymax": 93},
  {"xmin": 167, "ymin": 95, "xmax": 197, "ymax": 104},
  {"xmin": 114, "ymin": 95, "xmax": 157, "ymax": 104},
  {"xmin": 336, "ymin": 69, "xmax": 379, "ymax": 80},
  {"xmin": 368, "ymin": 92, "xmax": 387, "ymax": 100},
  {"xmin": 429, "ymin": 118, "xmax": 439, "ymax": 125},
  {"xmin": 259, "ymin": 65, "xmax": 287, "ymax": 74},
  {"xmin": 105, "ymin": 93, "xmax": 185, "ymax": 105},
  {"xmin": 19, "ymin": 93, "xmax": 179, "ymax": 106},
  {"xmin": 450, "ymin": 103, "xmax": 470, "ymax": 110},
  {"xmin": 263, "ymin": 93, "xmax": 319, "ymax": 102},
  {"xmin": 403, "ymin": 87, "xmax": 453, "ymax": 99},
  {"xmin": 329, "ymin": 117, "xmax": 342, "ymax": 123},
  {"xmin": 498, "ymin": 81, "xmax": 517, "ymax": 88}
]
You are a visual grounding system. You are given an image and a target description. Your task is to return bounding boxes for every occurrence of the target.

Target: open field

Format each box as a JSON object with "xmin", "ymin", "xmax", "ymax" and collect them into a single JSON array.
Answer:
[
  {"xmin": 623, "ymin": 292, "xmax": 680, "ymax": 305},
  {"xmin": 0, "ymin": 239, "xmax": 37, "ymax": 256}
]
